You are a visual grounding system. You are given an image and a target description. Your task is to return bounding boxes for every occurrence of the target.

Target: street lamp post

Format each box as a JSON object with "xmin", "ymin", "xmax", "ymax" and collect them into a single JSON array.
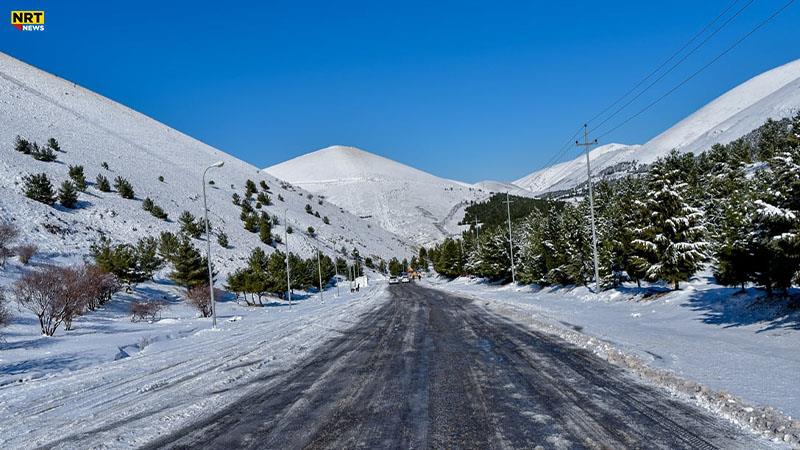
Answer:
[
  {"xmin": 284, "ymin": 208, "xmax": 292, "ymax": 307},
  {"xmin": 202, "ymin": 160, "xmax": 224, "ymax": 329}
]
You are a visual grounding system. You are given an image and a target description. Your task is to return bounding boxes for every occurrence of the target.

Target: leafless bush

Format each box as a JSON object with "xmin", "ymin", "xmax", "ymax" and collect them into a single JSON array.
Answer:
[
  {"xmin": 83, "ymin": 264, "xmax": 121, "ymax": 311},
  {"xmin": 186, "ymin": 284, "xmax": 223, "ymax": 318},
  {"xmin": 13, "ymin": 265, "xmax": 82, "ymax": 336},
  {"xmin": 16, "ymin": 244, "xmax": 37, "ymax": 265},
  {"xmin": 0, "ymin": 222, "xmax": 19, "ymax": 268},
  {"xmin": 130, "ymin": 300, "xmax": 166, "ymax": 322}
]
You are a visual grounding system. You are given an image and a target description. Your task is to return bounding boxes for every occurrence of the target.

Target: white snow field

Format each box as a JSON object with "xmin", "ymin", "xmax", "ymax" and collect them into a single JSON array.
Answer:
[
  {"xmin": 0, "ymin": 52, "xmax": 412, "ymax": 271},
  {"xmin": 264, "ymin": 145, "xmax": 493, "ymax": 247},
  {"xmin": 426, "ymin": 275, "xmax": 800, "ymax": 423},
  {"xmin": 515, "ymin": 58, "xmax": 800, "ymax": 194},
  {"xmin": 0, "ymin": 259, "xmax": 390, "ymax": 449}
]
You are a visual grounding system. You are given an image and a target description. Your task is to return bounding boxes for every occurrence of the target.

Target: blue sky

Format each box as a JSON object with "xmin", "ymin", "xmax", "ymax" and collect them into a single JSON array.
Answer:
[{"xmin": 2, "ymin": 1, "xmax": 799, "ymax": 182}]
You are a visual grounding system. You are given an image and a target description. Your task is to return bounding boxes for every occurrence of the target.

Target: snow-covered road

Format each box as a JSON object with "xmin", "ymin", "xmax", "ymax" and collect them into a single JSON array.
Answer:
[
  {"xmin": 0, "ymin": 283, "xmax": 389, "ymax": 449},
  {"xmin": 427, "ymin": 276, "xmax": 800, "ymax": 444}
]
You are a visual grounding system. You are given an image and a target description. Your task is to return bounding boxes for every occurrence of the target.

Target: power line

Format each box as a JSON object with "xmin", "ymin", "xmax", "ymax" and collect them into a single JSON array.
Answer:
[
  {"xmin": 596, "ymin": 0, "xmax": 796, "ymax": 140},
  {"xmin": 525, "ymin": 0, "xmax": 746, "ymax": 192},
  {"xmin": 590, "ymin": 0, "xmax": 755, "ymax": 134},
  {"xmin": 586, "ymin": 0, "xmax": 743, "ymax": 127}
]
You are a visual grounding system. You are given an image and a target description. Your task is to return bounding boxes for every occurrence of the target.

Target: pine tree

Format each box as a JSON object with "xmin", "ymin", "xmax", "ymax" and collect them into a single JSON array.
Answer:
[
  {"xmin": 169, "ymin": 237, "xmax": 209, "ymax": 288},
  {"xmin": 58, "ymin": 181, "xmax": 79, "ymax": 208},
  {"xmin": 158, "ymin": 231, "xmax": 180, "ymax": 262},
  {"xmin": 179, "ymin": 211, "xmax": 202, "ymax": 238},
  {"xmin": 47, "ymin": 138, "xmax": 61, "ymax": 152},
  {"xmin": 14, "ymin": 135, "xmax": 31, "ymax": 154},
  {"xmin": 245, "ymin": 179, "xmax": 257, "ymax": 197},
  {"xmin": 260, "ymin": 180, "xmax": 269, "ymax": 191},
  {"xmin": 307, "ymin": 226, "xmax": 315, "ymax": 236},
  {"xmin": 23, "ymin": 173, "xmax": 56, "ymax": 205},
  {"xmin": 232, "ymin": 193, "xmax": 241, "ymax": 206},
  {"xmin": 259, "ymin": 214, "xmax": 272, "ymax": 244},
  {"xmin": 631, "ymin": 160, "xmax": 709, "ymax": 290},
  {"xmin": 217, "ymin": 230, "xmax": 229, "ymax": 248},
  {"xmin": 96, "ymin": 174, "xmax": 111, "ymax": 192},
  {"xmin": 68, "ymin": 165, "xmax": 87, "ymax": 191},
  {"xmin": 305, "ymin": 204, "xmax": 313, "ymax": 214},
  {"xmin": 113, "ymin": 176, "xmax": 135, "ymax": 199},
  {"xmin": 135, "ymin": 237, "xmax": 163, "ymax": 279},
  {"xmin": 323, "ymin": 216, "xmax": 330, "ymax": 225},
  {"xmin": 743, "ymin": 149, "xmax": 800, "ymax": 295},
  {"xmin": 244, "ymin": 213, "xmax": 259, "ymax": 233}
]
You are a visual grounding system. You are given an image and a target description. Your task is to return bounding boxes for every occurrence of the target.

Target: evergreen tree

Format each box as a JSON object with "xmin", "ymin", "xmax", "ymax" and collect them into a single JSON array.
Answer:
[
  {"xmin": 232, "ymin": 193, "xmax": 241, "ymax": 205},
  {"xmin": 47, "ymin": 138, "xmax": 61, "ymax": 152},
  {"xmin": 68, "ymin": 165, "xmax": 87, "ymax": 191},
  {"xmin": 743, "ymin": 150, "xmax": 800, "ymax": 295},
  {"xmin": 179, "ymin": 211, "xmax": 202, "ymax": 238},
  {"xmin": 631, "ymin": 160, "xmax": 709, "ymax": 290},
  {"xmin": 307, "ymin": 226, "xmax": 315, "ymax": 236},
  {"xmin": 58, "ymin": 181, "xmax": 79, "ymax": 208},
  {"xmin": 245, "ymin": 179, "xmax": 257, "ymax": 197},
  {"xmin": 113, "ymin": 176, "xmax": 135, "ymax": 199},
  {"xmin": 135, "ymin": 236, "xmax": 163, "ymax": 279},
  {"xmin": 169, "ymin": 237, "xmax": 209, "ymax": 288},
  {"xmin": 96, "ymin": 174, "xmax": 111, "ymax": 192},
  {"xmin": 14, "ymin": 135, "xmax": 31, "ymax": 154},
  {"xmin": 305, "ymin": 204, "xmax": 313, "ymax": 214},
  {"xmin": 259, "ymin": 214, "xmax": 272, "ymax": 244},
  {"xmin": 244, "ymin": 212, "xmax": 259, "ymax": 233},
  {"xmin": 158, "ymin": 231, "xmax": 180, "ymax": 261},
  {"xmin": 260, "ymin": 180, "xmax": 269, "ymax": 191},
  {"xmin": 32, "ymin": 143, "xmax": 57, "ymax": 162},
  {"xmin": 323, "ymin": 216, "xmax": 330, "ymax": 225},
  {"xmin": 217, "ymin": 230, "xmax": 229, "ymax": 248},
  {"xmin": 23, "ymin": 173, "xmax": 56, "ymax": 205}
]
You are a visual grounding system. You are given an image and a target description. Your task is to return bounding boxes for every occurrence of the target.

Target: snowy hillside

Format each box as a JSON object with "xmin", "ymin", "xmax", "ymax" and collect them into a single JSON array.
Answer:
[
  {"xmin": 516, "ymin": 58, "xmax": 800, "ymax": 194},
  {"xmin": 265, "ymin": 145, "xmax": 491, "ymax": 246},
  {"xmin": 0, "ymin": 52, "xmax": 412, "ymax": 272}
]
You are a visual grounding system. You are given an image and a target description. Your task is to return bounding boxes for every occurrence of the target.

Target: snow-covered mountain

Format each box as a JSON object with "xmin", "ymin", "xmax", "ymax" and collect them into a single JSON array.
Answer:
[
  {"xmin": 264, "ymin": 146, "xmax": 490, "ymax": 246},
  {"xmin": 0, "ymin": 52, "xmax": 413, "ymax": 273},
  {"xmin": 516, "ymin": 58, "xmax": 800, "ymax": 194}
]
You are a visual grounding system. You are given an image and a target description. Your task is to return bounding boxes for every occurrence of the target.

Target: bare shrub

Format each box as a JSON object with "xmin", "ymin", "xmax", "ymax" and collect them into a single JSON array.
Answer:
[
  {"xmin": 13, "ymin": 266, "xmax": 81, "ymax": 336},
  {"xmin": 0, "ymin": 222, "xmax": 19, "ymax": 268},
  {"xmin": 83, "ymin": 264, "xmax": 121, "ymax": 311},
  {"xmin": 130, "ymin": 300, "xmax": 166, "ymax": 322},
  {"xmin": 186, "ymin": 284, "xmax": 223, "ymax": 318},
  {"xmin": 16, "ymin": 244, "xmax": 37, "ymax": 265}
]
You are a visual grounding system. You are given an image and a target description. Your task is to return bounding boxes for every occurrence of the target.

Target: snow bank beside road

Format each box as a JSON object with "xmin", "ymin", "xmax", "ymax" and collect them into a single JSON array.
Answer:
[
  {"xmin": 427, "ymin": 276, "xmax": 800, "ymax": 445},
  {"xmin": 0, "ymin": 279, "xmax": 389, "ymax": 449}
]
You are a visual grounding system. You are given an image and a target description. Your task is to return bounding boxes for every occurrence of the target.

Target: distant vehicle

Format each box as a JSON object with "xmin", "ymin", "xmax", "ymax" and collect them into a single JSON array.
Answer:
[
  {"xmin": 388, "ymin": 276, "xmax": 399, "ymax": 284},
  {"xmin": 400, "ymin": 275, "xmax": 410, "ymax": 283}
]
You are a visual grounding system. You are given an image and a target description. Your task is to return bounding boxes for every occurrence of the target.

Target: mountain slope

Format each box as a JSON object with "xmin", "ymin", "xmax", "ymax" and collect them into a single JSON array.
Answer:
[
  {"xmin": 0, "ymin": 52, "xmax": 412, "ymax": 273},
  {"xmin": 515, "ymin": 58, "xmax": 800, "ymax": 194},
  {"xmin": 264, "ymin": 146, "xmax": 489, "ymax": 246}
]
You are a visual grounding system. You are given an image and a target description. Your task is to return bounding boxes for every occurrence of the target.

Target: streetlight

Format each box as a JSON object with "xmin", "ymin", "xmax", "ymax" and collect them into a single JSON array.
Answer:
[
  {"xmin": 317, "ymin": 248, "xmax": 324, "ymax": 303},
  {"xmin": 202, "ymin": 160, "xmax": 224, "ymax": 329},
  {"xmin": 284, "ymin": 208, "xmax": 292, "ymax": 307}
]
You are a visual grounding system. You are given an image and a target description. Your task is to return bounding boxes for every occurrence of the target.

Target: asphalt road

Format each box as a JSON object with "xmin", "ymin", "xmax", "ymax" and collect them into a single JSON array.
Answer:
[{"xmin": 146, "ymin": 283, "xmax": 768, "ymax": 450}]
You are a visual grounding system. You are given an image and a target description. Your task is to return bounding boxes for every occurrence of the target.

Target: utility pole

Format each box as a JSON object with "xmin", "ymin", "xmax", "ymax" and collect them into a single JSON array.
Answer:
[
  {"xmin": 576, "ymin": 124, "xmax": 601, "ymax": 294},
  {"xmin": 473, "ymin": 217, "xmax": 482, "ymax": 251},
  {"xmin": 503, "ymin": 192, "xmax": 516, "ymax": 284},
  {"xmin": 317, "ymin": 248, "xmax": 324, "ymax": 303},
  {"xmin": 284, "ymin": 208, "xmax": 292, "ymax": 307}
]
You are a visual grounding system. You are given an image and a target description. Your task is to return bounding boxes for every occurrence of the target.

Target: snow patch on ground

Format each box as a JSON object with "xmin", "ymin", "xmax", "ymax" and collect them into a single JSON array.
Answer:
[{"xmin": 0, "ymin": 267, "xmax": 390, "ymax": 449}]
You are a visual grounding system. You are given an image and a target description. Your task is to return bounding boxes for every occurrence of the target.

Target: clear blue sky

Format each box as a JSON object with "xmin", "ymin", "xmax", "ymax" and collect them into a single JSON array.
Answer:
[{"xmin": 3, "ymin": 1, "xmax": 798, "ymax": 182}]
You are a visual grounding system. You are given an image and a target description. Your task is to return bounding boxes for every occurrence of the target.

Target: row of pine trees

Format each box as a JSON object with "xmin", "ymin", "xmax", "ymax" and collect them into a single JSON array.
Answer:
[{"xmin": 426, "ymin": 114, "xmax": 800, "ymax": 295}]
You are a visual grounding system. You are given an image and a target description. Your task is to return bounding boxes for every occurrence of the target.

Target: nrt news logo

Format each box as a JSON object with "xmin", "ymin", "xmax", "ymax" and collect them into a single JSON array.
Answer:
[{"xmin": 11, "ymin": 11, "xmax": 45, "ymax": 31}]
